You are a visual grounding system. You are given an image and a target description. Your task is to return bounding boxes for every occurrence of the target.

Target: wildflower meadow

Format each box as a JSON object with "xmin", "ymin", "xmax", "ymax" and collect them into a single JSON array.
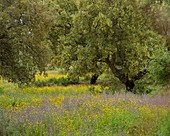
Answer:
[{"xmin": 0, "ymin": 72, "xmax": 170, "ymax": 136}]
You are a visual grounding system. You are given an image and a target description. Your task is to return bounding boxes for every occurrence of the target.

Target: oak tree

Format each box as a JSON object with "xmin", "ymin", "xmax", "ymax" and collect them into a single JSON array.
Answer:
[
  {"xmin": 0, "ymin": 0, "xmax": 55, "ymax": 84},
  {"xmin": 58, "ymin": 0, "xmax": 164, "ymax": 91}
]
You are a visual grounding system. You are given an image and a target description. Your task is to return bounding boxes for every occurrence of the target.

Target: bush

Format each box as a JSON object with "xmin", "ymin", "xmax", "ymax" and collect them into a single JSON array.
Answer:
[
  {"xmin": 133, "ymin": 48, "xmax": 170, "ymax": 94},
  {"xmin": 100, "ymin": 77, "xmax": 122, "ymax": 94},
  {"xmin": 134, "ymin": 84, "xmax": 157, "ymax": 94},
  {"xmin": 148, "ymin": 48, "xmax": 170, "ymax": 85},
  {"xmin": 88, "ymin": 87, "xmax": 102, "ymax": 95}
]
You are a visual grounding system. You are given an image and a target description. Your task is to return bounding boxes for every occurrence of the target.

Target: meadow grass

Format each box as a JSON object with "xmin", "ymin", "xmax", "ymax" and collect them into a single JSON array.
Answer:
[
  {"xmin": 0, "ymin": 73, "xmax": 170, "ymax": 136},
  {"xmin": 35, "ymin": 71, "xmax": 67, "ymax": 81}
]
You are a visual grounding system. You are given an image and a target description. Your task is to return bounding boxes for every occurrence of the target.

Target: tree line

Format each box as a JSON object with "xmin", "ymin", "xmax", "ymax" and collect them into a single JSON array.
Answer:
[{"xmin": 0, "ymin": 0, "xmax": 169, "ymax": 92}]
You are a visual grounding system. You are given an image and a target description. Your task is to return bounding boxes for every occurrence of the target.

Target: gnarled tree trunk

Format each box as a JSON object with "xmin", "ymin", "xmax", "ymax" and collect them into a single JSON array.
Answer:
[
  {"xmin": 90, "ymin": 74, "xmax": 99, "ymax": 84},
  {"xmin": 105, "ymin": 56, "xmax": 146, "ymax": 92}
]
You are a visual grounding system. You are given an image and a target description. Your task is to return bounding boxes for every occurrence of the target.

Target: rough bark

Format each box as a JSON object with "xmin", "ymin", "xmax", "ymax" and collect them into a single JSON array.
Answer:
[{"xmin": 90, "ymin": 74, "xmax": 99, "ymax": 84}]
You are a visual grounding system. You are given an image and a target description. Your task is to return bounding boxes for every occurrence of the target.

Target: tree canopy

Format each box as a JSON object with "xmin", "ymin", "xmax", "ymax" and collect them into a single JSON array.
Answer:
[
  {"xmin": 51, "ymin": 0, "xmax": 166, "ymax": 91},
  {"xmin": 0, "ymin": 0, "xmax": 169, "ymax": 91},
  {"xmin": 0, "ymin": 0, "xmax": 55, "ymax": 84}
]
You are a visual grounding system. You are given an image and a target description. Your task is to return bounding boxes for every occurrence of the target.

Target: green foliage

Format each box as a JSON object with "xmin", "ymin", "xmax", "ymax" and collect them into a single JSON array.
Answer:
[
  {"xmin": 88, "ymin": 77, "xmax": 123, "ymax": 95},
  {"xmin": 88, "ymin": 86, "xmax": 102, "ymax": 95},
  {"xmin": 134, "ymin": 82, "xmax": 158, "ymax": 94},
  {"xmin": 148, "ymin": 47, "xmax": 170, "ymax": 84},
  {"xmin": 99, "ymin": 77, "xmax": 123, "ymax": 94},
  {"xmin": 0, "ymin": 0, "xmax": 55, "ymax": 84},
  {"xmin": 0, "ymin": 0, "xmax": 169, "ymax": 92},
  {"xmin": 0, "ymin": 87, "xmax": 4, "ymax": 95},
  {"xmin": 49, "ymin": 0, "xmax": 107, "ymax": 78},
  {"xmin": 143, "ymin": 0, "xmax": 170, "ymax": 50},
  {"xmin": 50, "ymin": 0, "xmax": 166, "ymax": 91}
]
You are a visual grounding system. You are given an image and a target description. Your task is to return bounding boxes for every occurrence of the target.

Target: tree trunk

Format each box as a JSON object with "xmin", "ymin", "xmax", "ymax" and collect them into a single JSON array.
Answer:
[
  {"xmin": 105, "ymin": 56, "xmax": 146, "ymax": 93},
  {"xmin": 90, "ymin": 74, "xmax": 99, "ymax": 84},
  {"xmin": 125, "ymin": 80, "xmax": 135, "ymax": 92}
]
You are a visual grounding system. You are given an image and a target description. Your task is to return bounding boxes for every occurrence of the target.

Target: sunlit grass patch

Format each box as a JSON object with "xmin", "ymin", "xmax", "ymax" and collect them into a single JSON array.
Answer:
[
  {"xmin": 20, "ymin": 85, "xmax": 101, "ymax": 95},
  {"xmin": 33, "ymin": 71, "xmax": 81, "ymax": 87},
  {"xmin": 35, "ymin": 71, "xmax": 67, "ymax": 81}
]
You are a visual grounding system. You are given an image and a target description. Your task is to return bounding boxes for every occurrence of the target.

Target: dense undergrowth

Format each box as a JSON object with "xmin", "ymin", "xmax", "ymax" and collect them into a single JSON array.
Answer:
[{"xmin": 0, "ymin": 72, "xmax": 169, "ymax": 136}]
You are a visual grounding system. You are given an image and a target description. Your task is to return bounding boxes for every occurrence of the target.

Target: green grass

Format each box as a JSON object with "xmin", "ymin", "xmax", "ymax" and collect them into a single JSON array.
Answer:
[{"xmin": 0, "ymin": 77, "xmax": 169, "ymax": 136}]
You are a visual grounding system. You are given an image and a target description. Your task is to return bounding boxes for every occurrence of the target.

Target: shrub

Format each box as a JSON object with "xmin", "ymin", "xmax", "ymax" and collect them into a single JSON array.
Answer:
[
  {"xmin": 88, "ymin": 87, "xmax": 102, "ymax": 95},
  {"xmin": 134, "ymin": 80, "xmax": 158, "ymax": 94},
  {"xmin": 148, "ymin": 48, "xmax": 170, "ymax": 85},
  {"xmin": 133, "ymin": 48, "xmax": 170, "ymax": 94}
]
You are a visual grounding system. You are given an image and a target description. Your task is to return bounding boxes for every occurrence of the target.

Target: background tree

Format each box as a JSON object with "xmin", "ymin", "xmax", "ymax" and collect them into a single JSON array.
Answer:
[
  {"xmin": 143, "ymin": 0, "xmax": 170, "ymax": 50},
  {"xmin": 0, "ymin": 0, "xmax": 55, "ymax": 84},
  {"xmin": 142, "ymin": 0, "xmax": 170, "ymax": 87},
  {"xmin": 148, "ymin": 47, "xmax": 170, "ymax": 85}
]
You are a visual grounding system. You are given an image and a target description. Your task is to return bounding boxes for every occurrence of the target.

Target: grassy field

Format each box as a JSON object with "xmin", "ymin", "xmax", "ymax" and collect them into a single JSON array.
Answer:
[{"xmin": 0, "ymin": 72, "xmax": 170, "ymax": 136}]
